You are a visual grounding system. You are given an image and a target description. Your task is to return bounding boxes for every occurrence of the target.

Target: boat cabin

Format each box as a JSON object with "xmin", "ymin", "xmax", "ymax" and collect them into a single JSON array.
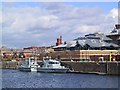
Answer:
[{"xmin": 42, "ymin": 57, "xmax": 62, "ymax": 68}]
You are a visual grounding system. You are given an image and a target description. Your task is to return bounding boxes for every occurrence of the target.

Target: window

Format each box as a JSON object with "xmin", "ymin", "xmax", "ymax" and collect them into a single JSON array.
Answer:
[
  {"xmin": 49, "ymin": 62, "xmax": 59, "ymax": 64},
  {"xmin": 100, "ymin": 40, "xmax": 103, "ymax": 43},
  {"xmin": 91, "ymin": 39, "xmax": 96, "ymax": 43}
]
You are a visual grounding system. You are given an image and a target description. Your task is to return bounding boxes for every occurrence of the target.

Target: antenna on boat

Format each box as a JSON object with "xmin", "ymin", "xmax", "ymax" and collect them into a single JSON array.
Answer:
[
  {"xmin": 33, "ymin": 48, "xmax": 37, "ymax": 64},
  {"xmin": 43, "ymin": 57, "xmax": 45, "ymax": 60}
]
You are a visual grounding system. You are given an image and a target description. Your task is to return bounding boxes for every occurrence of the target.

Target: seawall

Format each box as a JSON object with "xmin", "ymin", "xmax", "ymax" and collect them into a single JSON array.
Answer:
[
  {"xmin": 61, "ymin": 61, "xmax": 120, "ymax": 75},
  {"xmin": 0, "ymin": 61, "xmax": 120, "ymax": 75},
  {"xmin": 0, "ymin": 61, "xmax": 23, "ymax": 69}
]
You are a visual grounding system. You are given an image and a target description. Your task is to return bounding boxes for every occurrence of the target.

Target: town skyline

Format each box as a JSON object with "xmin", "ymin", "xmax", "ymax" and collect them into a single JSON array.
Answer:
[{"xmin": 2, "ymin": 2, "xmax": 118, "ymax": 48}]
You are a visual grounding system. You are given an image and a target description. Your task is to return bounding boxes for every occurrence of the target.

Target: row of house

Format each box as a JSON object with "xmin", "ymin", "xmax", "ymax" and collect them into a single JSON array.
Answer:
[{"xmin": 0, "ymin": 46, "xmax": 47, "ymax": 59}]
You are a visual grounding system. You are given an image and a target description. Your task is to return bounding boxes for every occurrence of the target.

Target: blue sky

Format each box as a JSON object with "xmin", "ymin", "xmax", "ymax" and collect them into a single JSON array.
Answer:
[
  {"xmin": 3, "ymin": 2, "xmax": 118, "ymax": 7},
  {"xmin": 66, "ymin": 2, "xmax": 118, "ymax": 13},
  {"xmin": 2, "ymin": 2, "xmax": 118, "ymax": 48},
  {"xmin": 2, "ymin": 2, "xmax": 118, "ymax": 11}
]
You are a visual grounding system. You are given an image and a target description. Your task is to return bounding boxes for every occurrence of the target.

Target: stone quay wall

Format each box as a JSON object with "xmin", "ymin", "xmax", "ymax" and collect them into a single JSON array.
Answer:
[
  {"xmin": 61, "ymin": 61, "xmax": 120, "ymax": 75},
  {"xmin": 0, "ymin": 61, "xmax": 120, "ymax": 75}
]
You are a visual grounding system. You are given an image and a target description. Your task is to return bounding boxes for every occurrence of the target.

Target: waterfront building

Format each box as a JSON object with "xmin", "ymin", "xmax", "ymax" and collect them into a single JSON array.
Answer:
[
  {"xmin": 53, "ymin": 33, "xmax": 119, "ymax": 51},
  {"xmin": 0, "ymin": 46, "xmax": 25, "ymax": 60},
  {"xmin": 48, "ymin": 50, "xmax": 119, "ymax": 61},
  {"xmin": 1, "ymin": 46, "xmax": 52, "ymax": 60},
  {"xmin": 23, "ymin": 46, "xmax": 46, "ymax": 58},
  {"xmin": 106, "ymin": 24, "xmax": 120, "ymax": 46},
  {"xmin": 50, "ymin": 25, "xmax": 120, "ymax": 61}
]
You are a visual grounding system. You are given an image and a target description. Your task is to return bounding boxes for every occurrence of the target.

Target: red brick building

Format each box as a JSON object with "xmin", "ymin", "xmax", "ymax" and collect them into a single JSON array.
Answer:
[{"xmin": 56, "ymin": 36, "xmax": 62, "ymax": 46}]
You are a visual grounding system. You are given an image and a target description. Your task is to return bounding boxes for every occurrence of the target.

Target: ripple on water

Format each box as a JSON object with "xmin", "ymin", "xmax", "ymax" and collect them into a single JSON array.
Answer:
[{"xmin": 2, "ymin": 69, "xmax": 119, "ymax": 88}]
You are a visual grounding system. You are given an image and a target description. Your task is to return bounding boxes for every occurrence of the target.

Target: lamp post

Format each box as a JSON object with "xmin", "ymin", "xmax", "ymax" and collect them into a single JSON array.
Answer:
[
  {"xmin": 86, "ymin": 50, "xmax": 87, "ymax": 61},
  {"xmin": 110, "ymin": 52, "xmax": 112, "ymax": 62}
]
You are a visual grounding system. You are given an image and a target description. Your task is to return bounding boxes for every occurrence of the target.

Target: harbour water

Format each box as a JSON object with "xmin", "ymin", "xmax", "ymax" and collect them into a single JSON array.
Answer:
[{"xmin": 1, "ymin": 69, "xmax": 120, "ymax": 88}]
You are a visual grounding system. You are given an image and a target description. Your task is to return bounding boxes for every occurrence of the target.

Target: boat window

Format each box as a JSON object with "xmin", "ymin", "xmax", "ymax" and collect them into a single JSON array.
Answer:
[
  {"xmin": 23, "ymin": 60, "xmax": 29, "ymax": 65},
  {"xmin": 49, "ymin": 62, "xmax": 59, "ymax": 64}
]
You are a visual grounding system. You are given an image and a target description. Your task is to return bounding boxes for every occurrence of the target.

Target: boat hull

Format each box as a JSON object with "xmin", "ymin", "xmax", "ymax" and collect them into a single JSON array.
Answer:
[
  {"xmin": 18, "ymin": 66, "xmax": 69, "ymax": 73},
  {"xmin": 37, "ymin": 67, "xmax": 69, "ymax": 73},
  {"xmin": 18, "ymin": 67, "xmax": 31, "ymax": 72}
]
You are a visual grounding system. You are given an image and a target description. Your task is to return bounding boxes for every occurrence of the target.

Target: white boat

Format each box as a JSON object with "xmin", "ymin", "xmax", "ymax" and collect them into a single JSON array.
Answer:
[
  {"xmin": 37, "ymin": 57, "xmax": 69, "ymax": 73},
  {"xmin": 18, "ymin": 57, "xmax": 40, "ymax": 72},
  {"xmin": 19, "ymin": 56, "xmax": 69, "ymax": 73}
]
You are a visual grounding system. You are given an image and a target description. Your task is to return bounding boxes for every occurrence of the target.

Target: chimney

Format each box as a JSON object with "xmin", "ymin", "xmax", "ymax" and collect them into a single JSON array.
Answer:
[
  {"xmin": 56, "ymin": 38, "xmax": 60, "ymax": 46},
  {"xmin": 60, "ymin": 36, "xmax": 62, "ymax": 44},
  {"xmin": 56, "ymin": 36, "xmax": 62, "ymax": 46}
]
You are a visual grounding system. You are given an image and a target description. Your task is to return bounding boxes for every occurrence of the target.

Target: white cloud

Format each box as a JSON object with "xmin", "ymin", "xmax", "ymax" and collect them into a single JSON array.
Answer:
[
  {"xmin": 2, "ymin": 3, "xmax": 118, "ymax": 48},
  {"xmin": 109, "ymin": 8, "xmax": 118, "ymax": 19},
  {"xmin": 74, "ymin": 25, "xmax": 100, "ymax": 33},
  {"xmin": 37, "ymin": 15, "xmax": 59, "ymax": 29}
]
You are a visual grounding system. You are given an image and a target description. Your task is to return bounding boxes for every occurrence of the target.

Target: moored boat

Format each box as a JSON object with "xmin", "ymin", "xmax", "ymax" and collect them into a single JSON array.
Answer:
[
  {"xmin": 37, "ymin": 57, "xmax": 69, "ymax": 73},
  {"xmin": 19, "ymin": 56, "xmax": 69, "ymax": 73},
  {"xmin": 18, "ymin": 57, "xmax": 40, "ymax": 72}
]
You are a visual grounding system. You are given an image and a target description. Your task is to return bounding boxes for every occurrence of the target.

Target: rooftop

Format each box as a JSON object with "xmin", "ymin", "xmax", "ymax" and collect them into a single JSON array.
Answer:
[
  {"xmin": 107, "ymin": 24, "xmax": 120, "ymax": 36},
  {"xmin": 53, "ymin": 32, "xmax": 119, "ymax": 49}
]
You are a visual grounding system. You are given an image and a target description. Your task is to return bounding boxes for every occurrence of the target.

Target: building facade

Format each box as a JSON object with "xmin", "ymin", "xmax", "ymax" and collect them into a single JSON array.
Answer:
[{"xmin": 51, "ymin": 24, "xmax": 120, "ymax": 61}]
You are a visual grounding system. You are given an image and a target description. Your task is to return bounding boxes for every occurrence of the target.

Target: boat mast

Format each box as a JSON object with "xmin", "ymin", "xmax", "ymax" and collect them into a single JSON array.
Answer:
[{"xmin": 34, "ymin": 48, "xmax": 37, "ymax": 64}]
